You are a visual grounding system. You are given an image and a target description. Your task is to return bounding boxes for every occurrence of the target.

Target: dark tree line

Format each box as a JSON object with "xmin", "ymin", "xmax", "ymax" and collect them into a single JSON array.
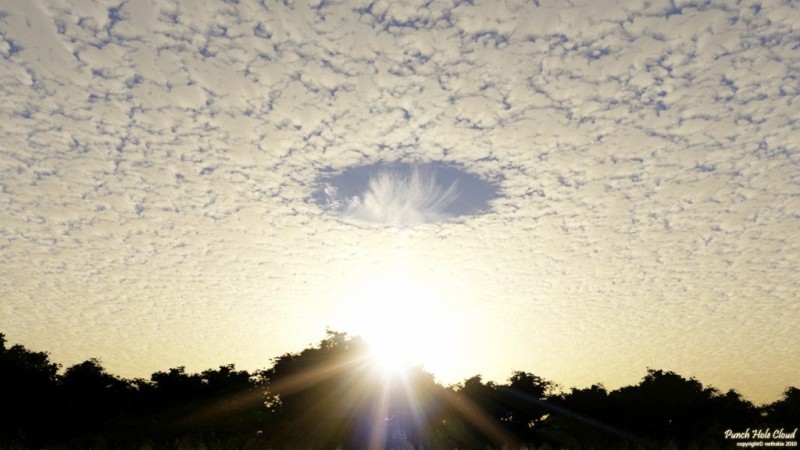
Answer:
[{"xmin": 1, "ymin": 331, "xmax": 797, "ymax": 449}]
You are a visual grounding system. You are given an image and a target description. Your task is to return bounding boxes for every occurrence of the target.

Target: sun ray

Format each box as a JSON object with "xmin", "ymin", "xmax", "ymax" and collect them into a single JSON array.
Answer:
[
  {"xmin": 442, "ymin": 388, "xmax": 520, "ymax": 448},
  {"xmin": 177, "ymin": 346, "xmax": 372, "ymax": 427},
  {"xmin": 365, "ymin": 378, "xmax": 393, "ymax": 450}
]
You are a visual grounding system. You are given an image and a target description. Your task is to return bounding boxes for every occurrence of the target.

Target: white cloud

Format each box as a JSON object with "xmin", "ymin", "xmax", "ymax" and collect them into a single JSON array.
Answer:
[{"xmin": 341, "ymin": 166, "xmax": 459, "ymax": 226}]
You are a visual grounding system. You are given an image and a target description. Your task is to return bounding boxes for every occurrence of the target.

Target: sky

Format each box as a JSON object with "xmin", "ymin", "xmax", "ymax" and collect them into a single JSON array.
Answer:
[{"xmin": 0, "ymin": 0, "xmax": 798, "ymax": 405}]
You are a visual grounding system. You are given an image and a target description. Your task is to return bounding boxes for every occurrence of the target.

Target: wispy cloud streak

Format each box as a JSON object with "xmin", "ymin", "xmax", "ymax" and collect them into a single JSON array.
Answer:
[{"xmin": 342, "ymin": 167, "xmax": 459, "ymax": 226}]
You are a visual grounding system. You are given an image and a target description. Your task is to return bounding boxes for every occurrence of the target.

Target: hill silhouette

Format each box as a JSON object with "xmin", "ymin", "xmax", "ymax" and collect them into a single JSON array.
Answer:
[{"xmin": 0, "ymin": 331, "xmax": 797, "ymax": 449}]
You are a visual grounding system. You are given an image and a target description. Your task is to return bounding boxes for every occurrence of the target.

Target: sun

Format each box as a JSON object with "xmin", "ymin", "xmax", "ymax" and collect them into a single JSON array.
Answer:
[
  {"xmin": 368, "ymin": 332, "xmax": 413, "ymax": 374},
  {"xmin": 346, "ymin": 274, "xmax": 458, "ymax": 377}
]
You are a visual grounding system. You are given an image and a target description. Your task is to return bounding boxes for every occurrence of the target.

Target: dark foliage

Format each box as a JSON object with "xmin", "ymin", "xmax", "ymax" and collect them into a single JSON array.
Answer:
[{"xmin": 0, "ymin": 331, "xmax": 795, "ymax": 449}]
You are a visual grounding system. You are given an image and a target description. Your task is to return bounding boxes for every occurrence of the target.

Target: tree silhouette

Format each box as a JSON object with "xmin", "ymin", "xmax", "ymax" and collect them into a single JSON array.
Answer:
[
  {"xmin": 443, "ymin": 372, "xmax": 556, "ymax": 449},
  {"xmin": 135, "ymin": 365, "xmax": 266, "ymax": 449},
  {"xmin": 447, "ymin": 375, "xmax": 517, "ymax": 449},
  {"xmin": 263, "ymin": 331, "xmax": 374, "ymax": 449},
  {"xmin": 497, "ymin": 371, "xmax": 555, "ymax": 444},
  {"xmin": 622, "ymin": 369, "xmax": 760, "ymax": 446},
  {"xmin": 188, "ymin": 365, "xmax": 270, "ymax": 450},
  {"xmin": 0, "ymin": 333, "xmax": 61, "ymax": 449},
  {"xmin": 764, "ymin": 386, "xmax": 800, "ymax": 427},
  {"xmin": 144, "ymin": 366, "xmax": 207, "ymax": 449},
  {"xmin": 549, "ymin": 384, "xmax": 622, "ymax": 448},
  {"xmin": 0, "ymin": 331, "xmax": 791, "ymax": 449},
  {"xmin": 263, "ymin": 331, "xmax": 453, "ymax": 450},
  {"xmin": 58, "ymin": 358, "xmax": 134, "ymax": 449}
]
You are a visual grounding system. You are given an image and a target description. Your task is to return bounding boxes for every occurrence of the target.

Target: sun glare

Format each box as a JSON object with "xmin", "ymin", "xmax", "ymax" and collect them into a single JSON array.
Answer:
[
  {"xmin": 369, "ymin": 334, "xmax": 412, "ymax": 374},
  {"xmin": 346, "ymin": 274, "xmax": 458, "ymax": 377}
]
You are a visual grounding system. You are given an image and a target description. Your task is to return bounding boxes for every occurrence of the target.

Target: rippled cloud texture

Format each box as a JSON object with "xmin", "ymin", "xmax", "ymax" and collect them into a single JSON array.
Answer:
[{"xmin": 0, "ymin": 0, "xmax": 798, "ymax": 404}]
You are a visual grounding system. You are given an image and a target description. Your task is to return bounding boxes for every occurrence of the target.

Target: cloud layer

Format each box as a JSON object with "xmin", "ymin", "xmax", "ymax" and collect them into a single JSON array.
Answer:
[{"xmin": 0, "ymin": 0, "xmax": 797, "ymax": 404}]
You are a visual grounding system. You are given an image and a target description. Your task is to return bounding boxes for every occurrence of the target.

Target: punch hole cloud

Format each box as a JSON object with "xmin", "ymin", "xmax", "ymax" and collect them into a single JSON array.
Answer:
[
  {"xmin": 0, "ymin": 0, "xmax": 797, "ymax": 405},
  {"xmin": 314, "ymin": 163, "xmax": 500, "ymax": 226}
]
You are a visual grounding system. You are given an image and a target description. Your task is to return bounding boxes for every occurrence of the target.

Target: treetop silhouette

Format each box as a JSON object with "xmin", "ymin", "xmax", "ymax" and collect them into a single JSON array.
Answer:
[{"xmin": 0, "ymin": 331, "xmax": 795, "ymax": 449}]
